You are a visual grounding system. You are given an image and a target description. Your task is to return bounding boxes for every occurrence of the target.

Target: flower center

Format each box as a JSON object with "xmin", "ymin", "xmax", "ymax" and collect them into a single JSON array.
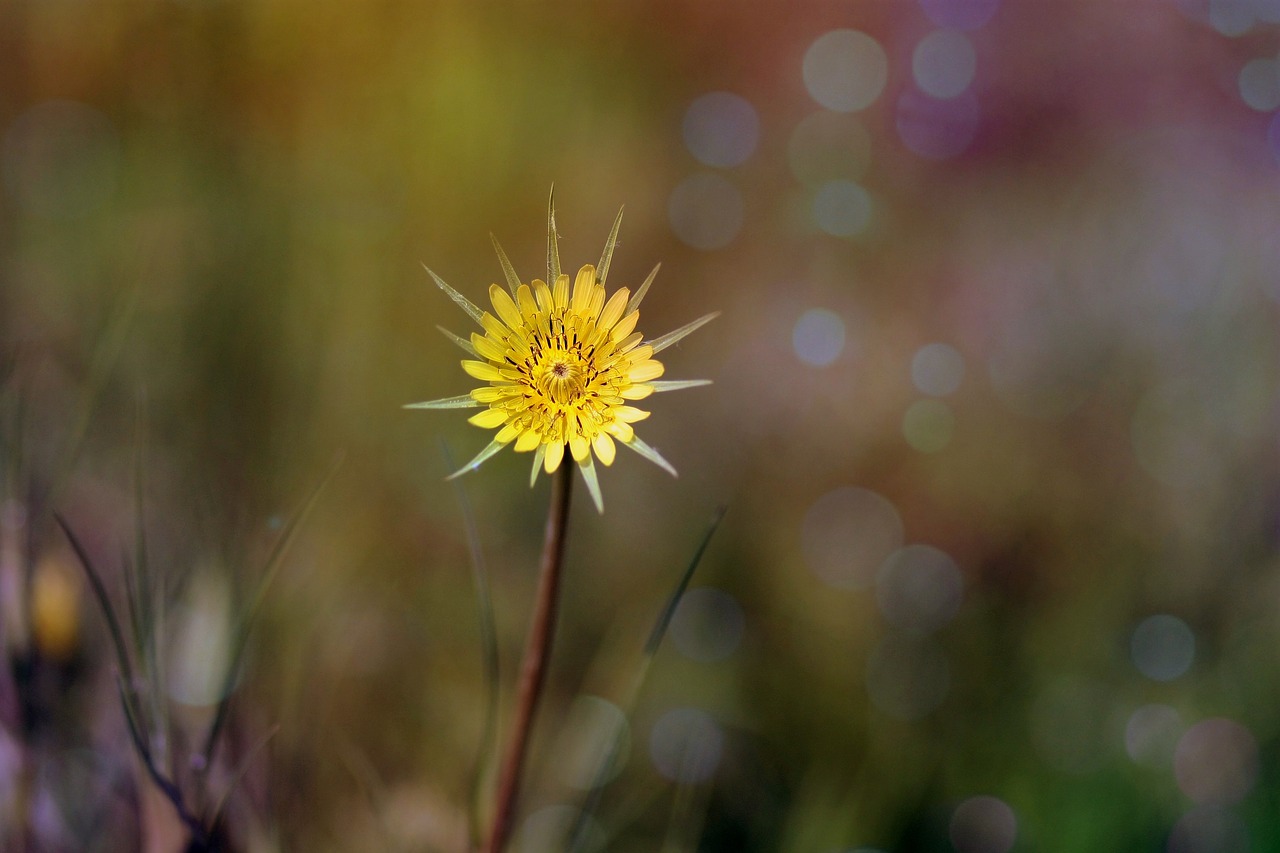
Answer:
[{"xmin": 533, "ymin": 350, "xmax": 588, "ymax": 405}]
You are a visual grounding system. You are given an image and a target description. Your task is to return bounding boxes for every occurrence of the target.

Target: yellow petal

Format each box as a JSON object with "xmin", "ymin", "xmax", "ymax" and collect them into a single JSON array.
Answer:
[
  {"xmin": 468, "ymin": 408, "xmax": 509, "ymax": 428},
  {"xmin": 611, "ymin": 310, "xmax": 639, "ymax": 341},
  {"xmin": 598, "ymin": 288, "xmax": 630, "ymax": 331},
  {"xmin": 544, "ymin": 440, "xmax": 565, "ymax": 473},
  {"xmin": 489, "ymin": 284, "xmax": 524, "ymax": 331},
  {"xmin": 620, "ymin": 384, "xmax": 655, "ymax": 400},
  {"xmin": 516, "ymin": 284, "xmax": 538, "ymax": 321},
  {"xmin": 571, "ymin": 265, "xmax": 596, "ymax": 313},
  {"xmin": 569, "ymin": 433, "xmax": 591, "ymax": 462},
  {"xmin": 533, "ymin": 279, "xmax": 554, "ymax": 313},
  {"xmin": 628, "ymin": 360, "xmax": 665, "ymax": 382},
  {"xmin": 462, "ymin": 360, "xmax": 503, "ymax": 381},
  {"xmin": 613, "ymin": 332, "xmax": 644, "ymax": 356},
  {"xmin": 480, "ymin": 312, "xmax": 508, "ymax": 340},
  {"xmin": 471, "ymin": 386, "xmax": 516, "ymax": 403},
  {"xmin": 585, "ymin": 285, "xmax": 606, "ymax": 322},
  {"xmin": 495, "ymin": 422, "xmax": 522, "ymax": 444},
  {"xmin": 592, "ymin": 432, "xmax": 616, "ymax": 466},
  {"xmin": 614, "ymin": 406, "xmax": 650, "ymax": 423},
  {"xmin": 471, "ymin": 333, "xmax": 506, "ymax": 362},
  {"xmin": 624, "ymin": 344, "xmax": 653, "ymax": 362},
  {"xmin": 514, "ymin": 429, "xmax": 541, "ymax": 452},
  {"xmin": 552, "ymin": 273, "xmax": 570, "ymax": 310},
  {"xmin": 605, "ymin": 421, "xmax": 634, "ymax": 442}
]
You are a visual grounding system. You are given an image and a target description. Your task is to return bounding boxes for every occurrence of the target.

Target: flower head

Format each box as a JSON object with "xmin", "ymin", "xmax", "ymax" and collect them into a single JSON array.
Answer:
[{"xmin": 407, "ymin": 192, "xmax": 716, "ymax": 512}]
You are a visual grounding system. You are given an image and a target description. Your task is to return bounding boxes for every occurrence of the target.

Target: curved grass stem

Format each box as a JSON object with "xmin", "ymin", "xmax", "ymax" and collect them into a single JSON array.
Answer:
[{"xmin": 485, "ymin": 460, "xmax": 573, "ymax": 853}]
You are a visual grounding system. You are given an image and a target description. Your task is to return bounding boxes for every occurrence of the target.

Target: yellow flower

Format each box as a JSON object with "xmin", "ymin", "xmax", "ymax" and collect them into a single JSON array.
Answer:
[{"xmin": 407, "ymin": 194, "xmax": 716, "ymax": 512}]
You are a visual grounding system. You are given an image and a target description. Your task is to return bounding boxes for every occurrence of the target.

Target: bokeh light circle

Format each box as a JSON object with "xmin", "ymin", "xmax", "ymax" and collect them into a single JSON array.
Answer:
[
  {"xmin": 1267, "ymin": 112, "xmax": 1280, "ymax": 166},
  {"xmin": 876, "ymin": 545, "xmax": 964, "ymax": 636},
  {"xmin": 668, "ymin": 173, "xmax": 744, "ymax": 250},
  {"xmin": 793, "ymin": 308, "xmax": 847, "ymax": 367},
  {"xmin": 670, "ymin": 587, "xmax": 746, "ymax": 663},
  {"xmin": 1237, "ymin": 58, "xmax": 1280, "ymax": 111},
  {"xmin": 802, "ymin": 487, "xmax": 904, "ymax": 590},
  {"xmin": 896, "ymin": 89, "xmax": 980, "ymax": 159},
  {"xmin": 912, "ymin": 30, "xmax": 978, "ymax": 99},
  {"xmin": 911, "ymin": 342, "xmax": 965, "ymax": 396},
  {"xmin": 1174, "ymin": 718, "xmax": 1259, "ymax": 805},
  {"xmin": 866, "ymin": 636, "xmax": 950, "ymax": 720},
  {"xmin": 949, "ymin": 796, "xmax": 1017, "ymax": 853},
  {"xmin": 812, "ymin": 180, "xmax": 873, "ymax": 236},
  {"xmin": 1125, "ymin": 704, "xmax": 1183, "ymax": 767},
  {"xmin": 1210, "ymin": 0, "xmax": 1255, "ymax": 36},
  {"xmin": 1168, "ymin": 806, "xmax": 1251, "ymax": 853},
  {"xmin": 788, "ymin": 111, "xmax": 873, "ymax": 185},
  {"xmin": 903, "ymin": 399, "xmax": 956, "ymax": 452},
  {"xmin": 919, "ymin": 0, "xmax": 1001, "ymax": 31},
  {"xmin": 683, "ymin": 92, "xmax": 760, "ymax": 167},
  {"xmin": 1130, "ymin": 614, "xmax": 1196, "ymax": 681},
  {"xmin": 518, "ymin": 804, "xmax": 604, "ymax": 853},
  {"xmin": 649, "ymin": 707, "xmax": 724, "ymax": 784},
  {"xmin": 803, "ymin": 30, "xmax": 889, "ymax": 112},
  {"xmin": 558, "ymin": 695, "xmax": 630, "ymax": 789}
]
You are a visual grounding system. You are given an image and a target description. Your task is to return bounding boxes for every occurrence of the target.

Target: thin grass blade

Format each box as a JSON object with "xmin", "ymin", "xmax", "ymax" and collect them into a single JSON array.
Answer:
[
  {"xmin": 48, "ymin": 284, "xmax": 139, "ymax": 510},
  {"xmin": 647, "ymin": 312, "xmax": 720, "ymax": 355},
  {"xmin": 596, "ymin": 208, "xmax": 624, "ymax": 288},
  {"xmin": 567, "ymin": 507, "xmax": 726, "ymax": 852},
  {"xmin": 56, "ymin": 514, "xmax": 141, "ymax": 723},
  {"xmin": 424, "ymin": 265, "xmax": 484, "ymax": 325},
  {"xmin": 200, "ymin": 452, "xmax": 344, "ymax": 766},
  {"xmin": 442, "ymin": 441, "xmax": 501, "ymax": 850},
  {"xmin": 206, "ymin": 724, "xmax": 279, "ymax": 829},
  {"xmin": 132, "ymin": 397, "xmax": 169, "ymax": 769},
  {"xmin": 118, "ymin": 676, "xmax": 208, "ymax": 841}
]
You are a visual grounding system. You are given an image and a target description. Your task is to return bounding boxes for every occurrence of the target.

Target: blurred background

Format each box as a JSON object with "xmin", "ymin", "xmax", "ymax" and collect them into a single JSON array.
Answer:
[{"xmin": 1, "ymin": 0, "xmax": 1279, "ymax": 851}]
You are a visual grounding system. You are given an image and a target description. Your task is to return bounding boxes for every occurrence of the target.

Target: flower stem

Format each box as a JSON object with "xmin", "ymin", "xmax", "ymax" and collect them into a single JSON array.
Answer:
[{"xmin": 485, "ymin": 460, "xmax": 573, "ymax": 853}]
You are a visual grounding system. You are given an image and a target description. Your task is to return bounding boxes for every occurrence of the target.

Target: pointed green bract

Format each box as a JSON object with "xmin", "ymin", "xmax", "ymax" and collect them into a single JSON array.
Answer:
[
  {"xmin": 531, "ymin": 444, "xmax": 547, "ymax": 487},
  {"xmin": 438, "ymin": 325, "xmax": 479, "ymax": 356},
  {"xmin": 546, "ymin": 186, "xmax": 562, "ymax": 284},
  {"xmin": 447, "ymin": 438, "xmax": 507, "ymax": 480},
  {"xmin": 650, "ymin": 379, "xmax": 713, "ymax": 393},
  {"xmin": 625, "ymin": 263, "xmax": 660, "ymax": 315},
  {"xmin": 578, "ymin": 453, "xmax": 605, "ymax": 513},
  {"xmin": 596, "ymin": 207, "xmax": 624, "ymax": 288},
  {"xmin": 623, "ymin": 435, "xmax": 678, "ymax": 477},
  {"xmin": 648, "ymin": 311, "xmax": 721, "ymax": 355},
  {"xmin": 404, "ymin": 395, "xmax": 483, "ymax": 410},
  {"xmin": 425, "ymin": 265, "xmax": 485, "ymax": 324},
  {"xmin": 490, "ymin": 234, "xmax": 522, "ymax": 296}
]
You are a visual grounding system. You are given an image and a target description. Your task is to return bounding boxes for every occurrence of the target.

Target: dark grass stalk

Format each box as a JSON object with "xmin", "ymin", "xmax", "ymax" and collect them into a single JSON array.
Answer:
[{"xmin": 485, "ymin": 460, "xmax": 573, "ymax": 853}]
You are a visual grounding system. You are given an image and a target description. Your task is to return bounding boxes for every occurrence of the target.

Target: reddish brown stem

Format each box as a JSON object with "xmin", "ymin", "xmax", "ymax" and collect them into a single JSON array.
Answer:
[{"xmin": 485, "ymin": 461, "xmax": 573, "ymax": 853}]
